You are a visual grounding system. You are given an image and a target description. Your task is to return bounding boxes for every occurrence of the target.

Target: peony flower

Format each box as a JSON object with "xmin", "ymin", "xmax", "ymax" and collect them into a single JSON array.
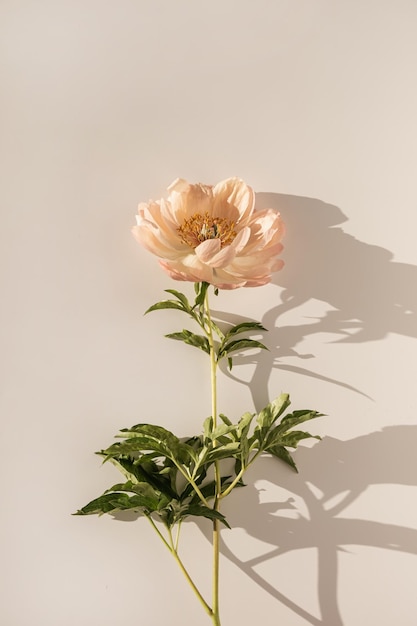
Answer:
[{"xmin": 132, "ymin": 177, "xmax": 285, "ymax": 289}]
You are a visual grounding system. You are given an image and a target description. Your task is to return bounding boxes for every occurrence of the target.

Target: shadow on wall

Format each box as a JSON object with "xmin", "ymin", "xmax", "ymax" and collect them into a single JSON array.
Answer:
[
  {"xmin": 212, "ymin": 193, "xmax": 416, "ymax": 624},
  {"xmin": 264, "ymin": 192, "xmax": 416, "ymax": 344},
  {"xmin": 214, "ymin": 192, "xmax": 417, "ymax": 410},
  {"xmin": 216, "ymin": 426, "xmax": 417, "ymax": 626}
]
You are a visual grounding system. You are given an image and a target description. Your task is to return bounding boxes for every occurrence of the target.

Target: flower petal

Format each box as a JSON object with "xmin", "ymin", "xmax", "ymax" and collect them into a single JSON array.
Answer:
[
  {"xmin": 208, "ymin": 245, "xmax": 237, "ymax": 268},
  {"xmin": 161, "ymin": 255, "xmax": 214, "ymax": 284},
  {"xmin": 195, "ymin": 238, "xmax": 221, "ymax": 263},
  {"xmin": 195, "ymin": 239, "xmax": 239, "ymax": 269},
  {"xmin": 138, "ymin": 200, "xmax": 182, "ymax": 244},
  {"xmin": 230, "ymin": 226, "xmax": 251, "ymax": 253},
  {"xmin": 212, "ymin": 178, "xmax": 254, "ymax": 225},
  {"xmin": 168, "ymin": 180, "xmax": 214, "ymax": 222},
  {"xmin": 132, "ymin": 224, "xmax": 183, "ymax": 260}
]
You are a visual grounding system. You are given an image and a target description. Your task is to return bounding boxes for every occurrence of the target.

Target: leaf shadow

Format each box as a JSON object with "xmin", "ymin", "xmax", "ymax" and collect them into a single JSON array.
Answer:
[{"xmin": 197, "ymin": 426, "xmax": 417, "ymax": 625}]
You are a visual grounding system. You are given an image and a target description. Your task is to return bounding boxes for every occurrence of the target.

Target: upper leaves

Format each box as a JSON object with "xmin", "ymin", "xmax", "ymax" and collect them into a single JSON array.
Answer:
[
  {"xmin": 144, "ymin": 284, "xmax": 268, "ymax": 366},
  {"xmin": 165, "ymin": 330, "xmax": 210, "ymax": 354}
]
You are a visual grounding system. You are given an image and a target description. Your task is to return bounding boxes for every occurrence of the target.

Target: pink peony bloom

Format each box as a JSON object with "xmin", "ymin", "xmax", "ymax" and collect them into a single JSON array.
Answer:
[{"xmin": 132, "ymin": 178, "xmax": 285, "ymax": 289}]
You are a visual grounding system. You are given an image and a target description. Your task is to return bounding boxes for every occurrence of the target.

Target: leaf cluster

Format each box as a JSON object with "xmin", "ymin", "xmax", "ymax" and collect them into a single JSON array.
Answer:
[
  {"xmin": 74, "ymin": 395, "xmax": 323, "ymax": 528},
  {"xmin": 145, "ymin": 283, "xmax": 268, "ymax": 369},
  {"xmin": 74, "ymin": 423, "xmax": 230, "ymax": 528}
]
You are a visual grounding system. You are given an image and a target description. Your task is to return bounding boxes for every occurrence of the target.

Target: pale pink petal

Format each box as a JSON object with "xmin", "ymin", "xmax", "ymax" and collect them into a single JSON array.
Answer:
[
  {"xmin": 167, "ymin": 178, "xmax": 189, "ymax": 194},
  {"xmin": 243, "ymin": 277, "xmax": 272, "ymax": 287},
  {"xmin": 195, "ymin": 238, "xmax": 221, "ymax": 263},
  {"xmin": 243, "ymin": 211, "xmax": 284, "ymax": 255},
  {"xmin": 135, "ymin": 210, "xmax": 180, "ymax": 249},
  {"xmin": 207, "ymin": 245, "xmax": 237, "ymax": 268},
  {"xmin": 212, "ymin": 281, "xmax": 243, "ymax": 290},
  {"xmin": 211, "ymin": 267, "xmax": 248, "ymax": 288},
  {"xmin": 158, "ymin": 198, "xmax": 182, "ymax": 230},
  {"xmin": 230, "ymin": 226, "xmax": 251, "ymax": 253},
  {"xmin": 132, "ymin": 224, "xmax": 183, "ymax": 260},
  {"xmin": 158, "ymin": 261, "xmax": 190, "ymax": 282},
  {"xmin": 161, "ymin": 255, "xmax": 214, "ymax": 284},
  {"xmin": 247, "ymin": 209, "xmax": 285, "ymax": 240},
  {"xmin": 212, "ymin": 178, "xmax": 254, "ymax": 225},
  {"xmin": 168, "ymin": 180, "xmax": 214, "ymax": 222},
  {"xmin": 195, "ymin": 239, "xmax": 238, "ymax": 269},
  {"xmin": 139, "ymin": 201, "xmax": 182, "ymax": 246},
  {"xmin": 270, "ymin": 258, "xmax": 285, "ymax": 272}
]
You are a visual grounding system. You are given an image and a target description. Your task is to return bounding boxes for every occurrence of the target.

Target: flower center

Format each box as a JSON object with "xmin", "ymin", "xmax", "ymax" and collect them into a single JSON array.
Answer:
[{"xmin": 178, "ymin": 212, "xmax": 236, "ymax": 248}]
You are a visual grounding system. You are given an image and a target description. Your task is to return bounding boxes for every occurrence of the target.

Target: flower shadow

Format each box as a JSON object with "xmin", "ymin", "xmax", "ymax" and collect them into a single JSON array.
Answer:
[
  {"xmin": 216, "ymin": 192, "xmax": 417, "ymax": 409},
  {"xmin": 263, "ymin": 192, "xmax": 417, "ymax": 345}
]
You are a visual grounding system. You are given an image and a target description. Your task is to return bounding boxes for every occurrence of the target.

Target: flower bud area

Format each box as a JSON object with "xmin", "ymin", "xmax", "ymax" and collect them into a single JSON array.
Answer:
[{"xmin": 178, "ymin": 212, "xmax": 236, "ymax": 249}]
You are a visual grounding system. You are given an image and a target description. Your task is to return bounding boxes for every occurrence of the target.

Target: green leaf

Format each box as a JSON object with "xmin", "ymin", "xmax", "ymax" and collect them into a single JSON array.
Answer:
[
  {"xmin": 104, "ymin": 480, "xmax": 157, "ymax": 498},
  {"xmin": 268, "ymin": 445, "xmax": 298, "ymax": 472},
  {"xmin": 102, "ymin": 455, "xmax": 142, "ymax": 483},
  {"xmin": 256, "ymin": 393, "xmax": 291, "ymax": 431},
  {"xmin": 218, "ymin": 338, "xmax": 268, "ymax": 358},
  {"xmin": 274, "ymin": 430, "xmax": 321, "ymax": 448},
  {"xmin": 203, "ymin": 416, "xmax": 213, "ymax": 441},
  {"xmin": 219, "ymin": 413, "xmax": 232, "ymax": 427},
  {"xmin": 227, "ymin": 357, "xmax": 233, "ymax": 371},
  {"xmin": 276, "ymin": 409, "xmax": 324, "ymax": 433},
  {"xmin": 117, "ymin": 424, "xmax": 182, "ymax": 452},
  {"xmin": 74, "ymin": 491, "xmax": 158, "ymax": 516},
  {"xmin": 205, "ymin": 441, "xmax": 240, "ymax": 463},
  {"xmin": 193, "ymin": 281, "xmax": 210, "ymax": 307},
  {"xmin": 181, "ymin": 435, "xmax": 204, "ymax": 452},
  {"xmin": 164, "ymin": 289, "xmax": 191, "ymax": 310},
  {"xmin": 145, "ymin": 300, "xmax": 185, "ymax": 314},
  {"xmin": 209, "ymin": 423, "xmax": 238, "ymax": 441},
  {"xmin": 102, "ymin": 435, "xmax": 195, "ymax": 466},
  {"xmin": 209, "ymin": 319, "xmax": 225, "ymax": 341},
  {"xmin": 108, "ymin": 457, "xmax": 178, "ymax": 498},
  {"xmin": 165, "ymin": 330, "xmax": 210, "ymax": 354},
  {"xmin": 181, "ymin": 504, "xmax": 231, "ymax": 528},
  {"xmin": 119, "ymin": 423, "xmax": 176, "ymax": 439},
  {"xmin": 237, "ymin": 412, "xmax": 254, "ymax": 464},
  {"xmin": 237, "ymin": 412, "xmax": 254, "ymax": 438},
  {"xmin": 224, "ymin": 321, "xmax": 267, "ymax": 339}
]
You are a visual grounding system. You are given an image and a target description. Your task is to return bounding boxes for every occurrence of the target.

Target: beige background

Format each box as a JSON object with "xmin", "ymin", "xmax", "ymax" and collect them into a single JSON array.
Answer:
[{"xmin": 2, "ymin": 2, "xmax": 417, "ymax": 625}]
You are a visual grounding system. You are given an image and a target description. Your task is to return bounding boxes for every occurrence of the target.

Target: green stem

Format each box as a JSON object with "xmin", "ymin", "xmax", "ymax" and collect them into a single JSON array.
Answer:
[
  {"xmin": 211, "ymin": 516, "xmax": 221, "ymax": 625},
  {"xmin": 204, "ymin": 289, "xmax": 222, "ymax": 626},
  {"xmin": 146, "ymin": 515, "xmax": 172, "ymax": 551},
  {"xmin": 220, "ymin": 450, "xmax": 261, "ymax": 499},
  {"xmin": 174, "ymin": 520, "xmax": 182, "ymax": 552},
  {"xmin": 146, "ymin": 517, "xmax": 212, "ymax": 617},
  {"xmin": 173, "ymin": 460, "xmax": 210, "ymax": 507},
  {"xmin": 167, "ymin": 528, "xmax": 212, "ymax": 617}
]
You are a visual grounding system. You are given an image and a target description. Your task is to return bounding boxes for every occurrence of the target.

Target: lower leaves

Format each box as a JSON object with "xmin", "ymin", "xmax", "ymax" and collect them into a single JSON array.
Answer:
[{"xmin": 74, "ymin": 394, "xmax": 322, "ymax": 529}]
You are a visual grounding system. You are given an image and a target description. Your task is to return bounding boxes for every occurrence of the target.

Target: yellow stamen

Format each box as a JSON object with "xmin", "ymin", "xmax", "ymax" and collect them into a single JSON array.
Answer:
[{"xmin": 178, "ymin": 212, "xmax": 236, "ymax": 249}]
